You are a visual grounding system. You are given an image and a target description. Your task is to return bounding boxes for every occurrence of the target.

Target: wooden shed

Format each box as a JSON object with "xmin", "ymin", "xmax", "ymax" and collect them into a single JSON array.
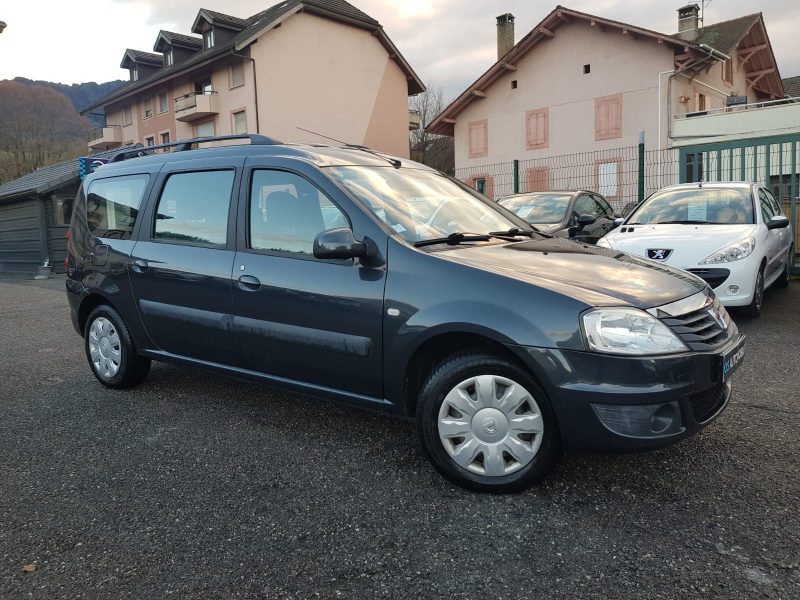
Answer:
[{"xmin": 0, "ymin": 149, "xmax": 126, "ymax": 274}]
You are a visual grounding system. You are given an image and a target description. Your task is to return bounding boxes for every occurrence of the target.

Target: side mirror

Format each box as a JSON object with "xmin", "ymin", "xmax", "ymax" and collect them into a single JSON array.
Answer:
[
  {"xmin": 577, "ymin": 214, "xmax": 596, "ymax": 229},
  {"xmin": 313, "ymin": 228, "xmax": 367, "ymax": 260},
  {"xmin": 613, "ymin": 217, "xmax": 625, "ymax": 228},
  {"xmin": 767, "ymin": 215, "xmax": 790, "ymax": 230}
]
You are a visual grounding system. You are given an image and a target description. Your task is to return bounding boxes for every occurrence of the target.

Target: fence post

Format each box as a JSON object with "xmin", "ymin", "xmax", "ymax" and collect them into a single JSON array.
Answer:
[
  {"xmin": 638, "ymin": 130, "xmax": 645, "ymax": 202},
  {"xmin": 513, "ymin": 160, "xmax": 520, "ymax": 194}
]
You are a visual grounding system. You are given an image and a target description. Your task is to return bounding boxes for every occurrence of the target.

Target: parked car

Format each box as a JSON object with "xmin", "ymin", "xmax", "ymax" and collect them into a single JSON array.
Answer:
[
  {"xmin": 66, "ymin": 135, "xmax": 744, "ymax": 493},
  {"xmin": 498, "ymin": 190, "xmax": 616, "ymax": 243},
  {"xmin": 597, "ymin": 182, "xmax": 793, "ymax": 317}
]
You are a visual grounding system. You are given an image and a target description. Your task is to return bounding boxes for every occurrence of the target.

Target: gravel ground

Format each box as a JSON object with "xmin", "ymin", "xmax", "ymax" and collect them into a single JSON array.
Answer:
[{"xmin": 1, "ymin": 276, "xmax": 798, "ymax": 599}]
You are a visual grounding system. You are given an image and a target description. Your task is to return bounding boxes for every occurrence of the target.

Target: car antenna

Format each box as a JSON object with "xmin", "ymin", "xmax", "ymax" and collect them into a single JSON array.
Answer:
[{"xmin": 297, "ymin": 126, "xmax": 402, "ymax": 168}]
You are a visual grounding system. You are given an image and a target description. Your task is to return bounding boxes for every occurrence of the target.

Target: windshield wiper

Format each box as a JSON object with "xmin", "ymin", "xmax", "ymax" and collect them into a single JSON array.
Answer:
[
  {"xmin": 488, "ymin": 227, "xmax": 541, "ymax": 237},
  {"xmin": 413, "ymin": 232, "xmax": 492, "ymax": 247}
]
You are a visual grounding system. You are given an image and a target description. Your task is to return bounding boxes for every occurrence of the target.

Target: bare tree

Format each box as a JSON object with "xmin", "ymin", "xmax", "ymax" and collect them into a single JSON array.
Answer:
[
  {"xmin": 409, "ymin": 84, "xmax": 454, "ymax": 173},
  {"xmin": 0, "ymin": 81, "xmax": 91, "ymax": 184}
]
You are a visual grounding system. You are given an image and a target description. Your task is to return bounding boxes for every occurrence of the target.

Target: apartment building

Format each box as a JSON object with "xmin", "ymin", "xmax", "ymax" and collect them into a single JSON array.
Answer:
[
  {"xmin": 84, "ymin": 0, "xmax": 424, "ymax": 158},
  {"xmin": 428, "ymin": 4, "xmax": 786, "ymax": 197}
]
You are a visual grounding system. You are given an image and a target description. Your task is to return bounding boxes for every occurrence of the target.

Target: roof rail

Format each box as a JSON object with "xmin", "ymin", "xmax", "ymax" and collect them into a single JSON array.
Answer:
[{"xmin": 108, "ymin": 133, "xmax": 282, "ymax": 163}]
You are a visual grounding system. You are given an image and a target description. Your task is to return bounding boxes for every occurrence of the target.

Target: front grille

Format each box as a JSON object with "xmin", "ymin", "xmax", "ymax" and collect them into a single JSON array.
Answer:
[
  {"xmin": 659, "ymin": 296, "xmax": 730, "ymax": 351},
  {"xmin": 686, "ymin": 268, "xmax": 731, "ymax": 289},
  {"xmin": 688, "ymin": 383, "xmax": 729, "ymax": 423}
]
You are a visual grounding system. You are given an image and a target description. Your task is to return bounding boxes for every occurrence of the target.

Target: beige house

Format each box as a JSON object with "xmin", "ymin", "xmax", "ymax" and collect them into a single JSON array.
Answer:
[
  {"xmin": 429, "ymin": 4, "xmax": 785, "ymax": 199},
  {"xmin": 83, "ymin": 0, "xmax": 424, "ymax": 158}
]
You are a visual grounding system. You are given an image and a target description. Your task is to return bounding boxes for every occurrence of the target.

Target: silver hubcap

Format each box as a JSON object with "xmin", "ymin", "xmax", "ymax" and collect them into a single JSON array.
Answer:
[
  {"xmin": 88, "ymin": 317, "xmax": 121, "ymax": 379},
  {"xmin": 438, "ymin": 375, "xmax": 544, "ymax": 477}
]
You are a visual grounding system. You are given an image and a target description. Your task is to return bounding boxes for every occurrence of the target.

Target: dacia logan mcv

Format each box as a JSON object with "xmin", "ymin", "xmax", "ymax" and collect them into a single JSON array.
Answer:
[{"xmin": 66, "ymin": 135, "xmax": 745, "ymax": 493}]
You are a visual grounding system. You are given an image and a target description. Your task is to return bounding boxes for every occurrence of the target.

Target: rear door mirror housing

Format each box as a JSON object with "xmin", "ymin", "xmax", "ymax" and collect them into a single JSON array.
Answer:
[
  {"xmin": 612, "ymin": 217, "xmax": 625, "ymax": 228},
  {"xmin": 577, "ymin": 214, "xmax": 596, "ymax": 229},
  {"xmin": 313, "ymin": 228, "xmax": 367, "ymax": 260}
]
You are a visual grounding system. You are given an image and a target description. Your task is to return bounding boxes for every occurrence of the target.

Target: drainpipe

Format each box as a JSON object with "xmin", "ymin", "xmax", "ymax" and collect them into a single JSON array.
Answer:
[
  {"xmin": 231, "ymin": 49, "xmax": 260, "ymax": 133},
  {"xmin": 658, "ymin": 70, "xmax": 675, "ymax": 149}
]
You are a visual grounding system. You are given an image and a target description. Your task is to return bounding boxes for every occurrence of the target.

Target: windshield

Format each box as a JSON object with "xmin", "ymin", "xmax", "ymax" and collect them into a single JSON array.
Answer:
[
  {"xmin": 629, "ymin": 187, "xmax": 754, "ymax": 225},
  {"xmin": 499, "ymin": 193, "xmax": 572, "ymax": 224},
  {"xmin": 326, "ymin": 166, "xmax": 526, "ymax": 244}
]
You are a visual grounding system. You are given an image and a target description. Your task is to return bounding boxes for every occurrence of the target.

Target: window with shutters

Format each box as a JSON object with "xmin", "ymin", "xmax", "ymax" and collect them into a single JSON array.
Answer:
[
  {"xmin": 471, "ymin": 175, "xmax": 494, "ymax": 199},
  {"xmin": 468, "ymin": 119, "xmax": 488, "ymax": 159},
  {"xmin": 596, "ymin": 160, "xmax": 620, "ymax": 199},
  {"xmin": 526, "ymin": 167, "xmax": 549, "ymax": 192},
  {"xmin": 595, "ymin": 94, "xmax": 622, "ymax": 141},
  {"xmin": 723, "ymin": 57, "xmax": 733, "ymax": 85},
  {"xmin": 525, "ymin": 108, "xmax": 549, "ymax": 150}
]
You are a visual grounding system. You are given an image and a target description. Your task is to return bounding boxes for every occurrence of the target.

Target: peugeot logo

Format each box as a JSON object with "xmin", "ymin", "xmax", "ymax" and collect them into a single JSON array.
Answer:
[
  {"xmin": 647, "ymin": 249, "xmax": 673, "ymax": 260},
  {"xmin": 481, "ymin": 417, "xmax": 497, "ymax": 434}
]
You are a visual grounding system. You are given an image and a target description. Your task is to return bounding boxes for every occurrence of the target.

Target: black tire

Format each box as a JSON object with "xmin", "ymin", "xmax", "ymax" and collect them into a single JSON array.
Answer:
[
  {"xmin": 742, "ymin": 265, "xmax": 765, "ymax": 318},
  {"xmin": 84, "ymin": 305, "xmax": 150, "ymax": 389},
  {"xmin": 416, "ymin": 350, "xmax": 561, "ymax": 493},
  {"xmin": 774, "ymin": 246, "xmax": 793, "ymax": 289}
]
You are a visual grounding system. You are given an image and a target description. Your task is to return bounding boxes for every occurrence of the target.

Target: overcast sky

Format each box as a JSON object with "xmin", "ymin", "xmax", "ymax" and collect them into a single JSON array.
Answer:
[{"xmin": 1, "ymin": 0, "xmax": 798, "ymax": 99}]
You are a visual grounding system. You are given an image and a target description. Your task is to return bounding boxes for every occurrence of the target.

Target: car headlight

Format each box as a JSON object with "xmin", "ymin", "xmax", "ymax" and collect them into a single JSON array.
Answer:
[
  {"xmin": 595, "ymin": 236, "xmax": 612, "ymax": 248},
  {"xmin": 582, "ymin": 307, "xmax": 688, "ymax": 355},
  {"xmin": 700, "ymin": 237, "xmax": 755, "ymax": 264}
]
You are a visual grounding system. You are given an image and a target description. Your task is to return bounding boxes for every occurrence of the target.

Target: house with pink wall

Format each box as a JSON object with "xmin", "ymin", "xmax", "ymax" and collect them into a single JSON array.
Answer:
[
  {"xmin": 83, "ymin": 0, "xmax": 424, "ymax": 159},
  {"xmin": 429, "ymin": 4, "xmax": 786, "ymax": 201}
]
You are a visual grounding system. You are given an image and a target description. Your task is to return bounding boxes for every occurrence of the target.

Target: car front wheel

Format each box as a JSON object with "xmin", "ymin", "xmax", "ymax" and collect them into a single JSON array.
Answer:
[
  {"xmin": 84, "ymin": 305, "xmax": 150, "ymax": 389},
  {"xmin": 416, "ymin": 351, "xmax": 560, "ymax": 493}
]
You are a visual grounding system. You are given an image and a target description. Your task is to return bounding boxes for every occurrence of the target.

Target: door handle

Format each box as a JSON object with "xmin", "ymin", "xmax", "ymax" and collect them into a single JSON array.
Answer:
[
  {"xmin": 238, "ymin": 274, "xmax": 261, "ymax": 291},
  {"xmin": 131, "ymin": 259, "xmax": 149, "ymax": 273}
]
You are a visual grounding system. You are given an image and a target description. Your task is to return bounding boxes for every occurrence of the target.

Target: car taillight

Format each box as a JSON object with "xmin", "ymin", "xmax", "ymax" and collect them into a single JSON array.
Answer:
[{"xmin": 65, "ymin": 229, "xmax": 72, "ymax": 271}]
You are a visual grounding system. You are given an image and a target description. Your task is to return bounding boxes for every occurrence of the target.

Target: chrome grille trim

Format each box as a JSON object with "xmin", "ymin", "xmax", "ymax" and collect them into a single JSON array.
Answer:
[{"xmin": 650, "ymin": 290, "xmax": 731, "ymax": 351}]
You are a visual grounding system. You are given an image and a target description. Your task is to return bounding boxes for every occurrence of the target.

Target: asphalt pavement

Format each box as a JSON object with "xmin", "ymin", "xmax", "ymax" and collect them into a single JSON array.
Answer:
[{"xmin": 1, "ymin": 275, "xmax": 798, "ymax": 599}]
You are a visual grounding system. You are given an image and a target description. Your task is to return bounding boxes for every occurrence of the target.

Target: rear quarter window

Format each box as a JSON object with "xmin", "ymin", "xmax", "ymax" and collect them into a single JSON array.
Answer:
[{"xmin": 86, "ymin": 175, "xmax": 149, "ymax": 239}]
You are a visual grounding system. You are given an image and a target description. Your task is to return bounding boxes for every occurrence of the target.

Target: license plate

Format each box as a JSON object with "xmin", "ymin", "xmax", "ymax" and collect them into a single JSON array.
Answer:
[{"xmin": 720, "ymin": 336, "xmax": 745, "ymax": 382}]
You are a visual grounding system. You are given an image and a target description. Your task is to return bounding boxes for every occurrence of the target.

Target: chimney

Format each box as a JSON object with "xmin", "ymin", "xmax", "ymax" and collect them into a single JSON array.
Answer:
[
  {"xmin": 496, "ymin": 13, "xmax": 515, "ymax": 60},
  {"xmin": 677, "ymin": 4, "xmax": 700, "ymax": 42}
]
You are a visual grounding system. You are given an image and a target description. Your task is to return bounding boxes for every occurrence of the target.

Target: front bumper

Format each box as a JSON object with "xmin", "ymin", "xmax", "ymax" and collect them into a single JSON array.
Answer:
[
  {"xmin": 513, "ymin": 332, "xmax": 744, "ymax": 452},
  {"xmin": 682, "ymin": 257, "xmax": 758, "ymax": 306}
]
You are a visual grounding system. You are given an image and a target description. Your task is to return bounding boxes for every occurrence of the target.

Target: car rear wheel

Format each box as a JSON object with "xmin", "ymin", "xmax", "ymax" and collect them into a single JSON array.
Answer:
[
  {"xmin": 774, "ymin": 246, "xmax": 793, "ymax": 289},
  {"xmin": 742, "ymin": 266, "xmax": 765, "ymax": 318},
  {"xmin": 416, "ymin": 351, "xmax": 560, "ymax": 493},
  {"xmin": 85, "ymin": 305, "xmax": 150, "ymax": 389}
]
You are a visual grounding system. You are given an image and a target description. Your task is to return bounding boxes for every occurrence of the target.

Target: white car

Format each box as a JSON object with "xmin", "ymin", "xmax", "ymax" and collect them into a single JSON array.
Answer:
[{"xmin": 597, "ymin": 182, "xmax": 793, "ymax": 316}]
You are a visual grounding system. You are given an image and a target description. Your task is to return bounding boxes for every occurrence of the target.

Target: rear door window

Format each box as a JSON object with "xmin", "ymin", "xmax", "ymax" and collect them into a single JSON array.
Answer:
[
  {"xmin": 86, "ymin": 175, "xmax": 149, "ymax": 239},
  {"xmin": 154, "ymin": 170, "xmax": 235, "ymax": 247}
]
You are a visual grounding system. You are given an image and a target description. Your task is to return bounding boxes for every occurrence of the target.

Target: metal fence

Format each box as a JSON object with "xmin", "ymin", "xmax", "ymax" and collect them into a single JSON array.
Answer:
[
  {"xmin": 454, "ymin": 145, "xmax": 679, "ymax": 214},
  {"xmin": 455, "ymin": 140, "xmax": 799, "ymax": 271}
]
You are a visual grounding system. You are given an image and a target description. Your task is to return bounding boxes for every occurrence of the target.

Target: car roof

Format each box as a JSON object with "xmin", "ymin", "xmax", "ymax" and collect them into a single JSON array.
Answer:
[
  {"xmin": 656, "ymin": 182, "xmax": 757, "ymax": 191},
  {"xmin": 499, "ymin": 190, "xmax": 584, "ymax": 200},
  {"xmin": 91, "ymin": 141, "xmax": 433, "ymax": 175}
]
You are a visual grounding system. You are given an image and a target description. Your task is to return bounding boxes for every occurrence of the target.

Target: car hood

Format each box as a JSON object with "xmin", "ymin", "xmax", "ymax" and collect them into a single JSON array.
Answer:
[
  {"xmin": 601, "ymin": 223, "xmax": 757, "ymax": 267},
  {"xmin": 438, "ymin": 237, "xmax": 706, "ymax": 309}
]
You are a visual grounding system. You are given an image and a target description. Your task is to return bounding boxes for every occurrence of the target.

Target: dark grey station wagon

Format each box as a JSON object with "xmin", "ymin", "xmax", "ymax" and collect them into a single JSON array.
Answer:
[{"xmin": 66, "ymin": 134, "xmax": 744, "ymax": 492}]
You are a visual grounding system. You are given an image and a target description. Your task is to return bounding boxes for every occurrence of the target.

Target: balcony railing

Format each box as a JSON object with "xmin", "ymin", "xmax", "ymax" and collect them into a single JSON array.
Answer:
[
  {"xmin": 174, "ymin": 91, "xmax": 219, "ymax": 122},
  {"xmin": 672, "ymin": 95, "xmax": 800, "ymax": 146},
  {"xmin": 87, "ymin": 124, "xmax": 121, "ymax": 143},
  {"xmin": 674, "ymin": 95, "xmax": 800, "ymax": 120},
  {"xmin": 175, "ymin": 91, "xmax": 217, "ymax": 112}
]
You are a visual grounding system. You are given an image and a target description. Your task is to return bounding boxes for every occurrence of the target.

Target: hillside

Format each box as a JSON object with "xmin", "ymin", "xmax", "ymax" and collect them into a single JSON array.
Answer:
[{"xmin": 11, "ymin": 77, "xmax": 124, "ymax": 124}]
